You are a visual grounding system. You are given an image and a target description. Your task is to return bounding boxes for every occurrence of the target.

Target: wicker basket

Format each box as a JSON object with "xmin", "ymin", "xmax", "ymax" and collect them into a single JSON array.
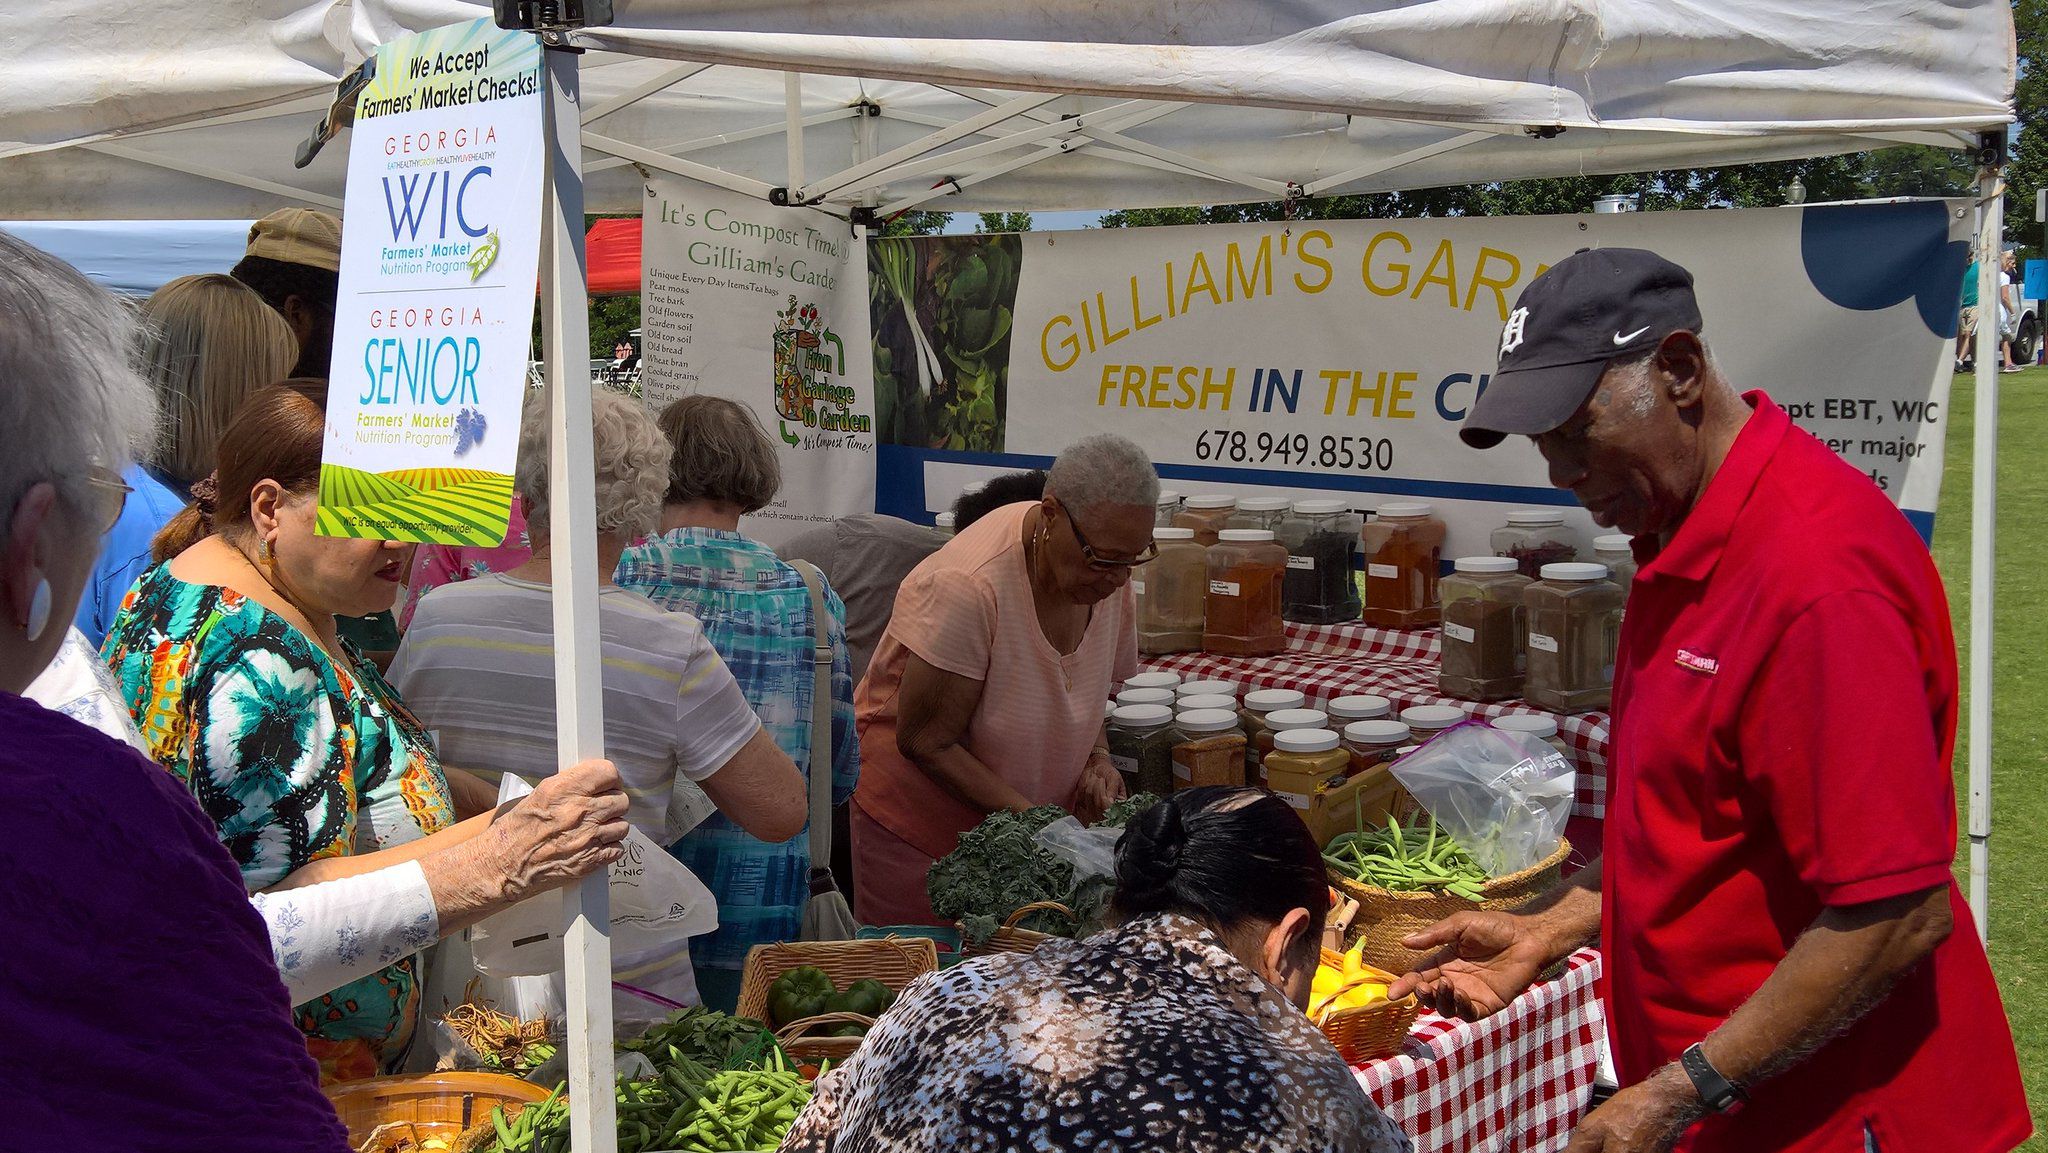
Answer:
[
  {"xmin": 1330, "ymin": 838, "xmax": 1571, "ymax": 974},
  {"xmin": 957, "ymin": 900, "xmax": 1073, "ymax": 958},
  {"xmin": 324, "ymin": 1071, "xmax": 553, "ymax": 1151},
  {"xmin": 1311, "ymin": 949, "xmax": 1421, "ymax": 1064},
  {"xmin": 736, "ymin": 936, "xmax": 939, "ymax": 1062}
]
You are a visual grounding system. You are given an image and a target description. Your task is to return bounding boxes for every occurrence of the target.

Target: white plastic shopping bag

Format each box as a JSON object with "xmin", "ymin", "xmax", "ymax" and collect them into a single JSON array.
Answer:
[{"xmin": 470, "ymin": 773, "xmax": 720, "ymax": 978}]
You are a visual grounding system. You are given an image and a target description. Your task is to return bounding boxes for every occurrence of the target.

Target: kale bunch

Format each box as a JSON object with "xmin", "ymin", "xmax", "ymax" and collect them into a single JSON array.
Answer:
[{"xmin": 926, "ymin": 796, "xmax": 1163, "ymax": 944}]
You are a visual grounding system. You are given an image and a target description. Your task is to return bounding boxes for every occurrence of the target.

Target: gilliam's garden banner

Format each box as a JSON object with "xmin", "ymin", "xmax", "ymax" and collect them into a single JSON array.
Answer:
[
  {"xmin": 318, "ymin": 18, "xmax": 544, "ymax": 546},
  {"xmin": 638, "ymin": 177, "xmax": 874, "ymax": 547},
  {"xmin": 860, "ymin": 201, "xmax": 1967, "ymax": 559}
]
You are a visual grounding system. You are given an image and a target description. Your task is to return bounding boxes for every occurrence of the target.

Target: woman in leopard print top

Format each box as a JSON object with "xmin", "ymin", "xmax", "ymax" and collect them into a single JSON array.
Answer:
[{"xmin": 781, "ymin": 788, "xmax": 1411, "ymax": 1153}]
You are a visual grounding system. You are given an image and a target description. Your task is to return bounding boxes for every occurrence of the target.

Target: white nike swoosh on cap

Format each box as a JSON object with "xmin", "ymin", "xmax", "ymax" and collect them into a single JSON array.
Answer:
[{"xmin": 1613, "ymin": 326, "xmax": 1652, "ymax": 345}]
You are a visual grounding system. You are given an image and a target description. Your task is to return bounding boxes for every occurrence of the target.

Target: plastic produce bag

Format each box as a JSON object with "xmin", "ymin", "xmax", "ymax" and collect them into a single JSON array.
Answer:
[
  {"xmin": 1033, "ymin": 816, "xmax": 1122, "ymax": 883},
  {"xmin": 470, "ymin": 773, "xmax": 720, "ymax": 977},
  {"xmin": 1389, "ymin": 722, "xmax": 1575, "ymax": 877}
]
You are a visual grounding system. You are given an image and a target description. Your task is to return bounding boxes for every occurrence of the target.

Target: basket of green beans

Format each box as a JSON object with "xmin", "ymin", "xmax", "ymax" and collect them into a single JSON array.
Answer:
[{"xmin": 1322, "ymin": 814, "xmax": 1569, "ymax": 973}]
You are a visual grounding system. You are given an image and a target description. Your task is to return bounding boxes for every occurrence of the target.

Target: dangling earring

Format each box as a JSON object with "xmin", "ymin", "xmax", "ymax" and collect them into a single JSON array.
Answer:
[{"xmin": 25, "ymin": 577, "xmax": 51, "ymax": 642}]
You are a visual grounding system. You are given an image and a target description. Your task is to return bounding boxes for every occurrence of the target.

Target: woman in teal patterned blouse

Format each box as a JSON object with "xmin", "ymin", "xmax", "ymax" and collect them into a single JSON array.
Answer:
[
  {"xmin": 104, "ymin": 384, "xmax": 633, "ymax": 1082},
  {"xmin": 617, "ymin": 395, "xmax": 860, "ymax": 1012}
]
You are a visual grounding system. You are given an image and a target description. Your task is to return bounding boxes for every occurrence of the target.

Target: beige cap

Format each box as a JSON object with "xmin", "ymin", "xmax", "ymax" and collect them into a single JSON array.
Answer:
[{"xmin": 245, "ymin": 208, "xmax": 342, "ymax": 273}]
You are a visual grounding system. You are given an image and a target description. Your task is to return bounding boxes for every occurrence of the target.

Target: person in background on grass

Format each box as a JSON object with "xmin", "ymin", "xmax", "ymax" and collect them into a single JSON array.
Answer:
[
  {"xmin": 74, "ymin": 273, "xmax": 297, "ymax": 645},
  {"xmin": 1394, "ymin": 248, "xmax": 2029, "ymax": 1153},
  {"xmin": 1998, "ymin": 248, "xmax": 2024, "ymax": 373},
  {"xmin": 615, "ymin": 395, "xmax": 859, "ymax": 1011},
  {"xmin": 849, "ymin": 435, "xmax": 1153, "ymax": 927},
  {"xmin": 101, "ymin": 384, "xmax": 634, "ymax": 1083},
  {"xmin": 783, "ymin": 787, "xmax": 1412, "ymax": 1153},
  {"xmin": 391, "ymin": 389, "xmax": 807, "ymax": 1010},
  {"xmin": 0, "ymin": 231, "xmax": 349, "ymax": 1149},
  {"xmin": 950, "ymin": 469, "xmax": 1047, "ymax": 532}
]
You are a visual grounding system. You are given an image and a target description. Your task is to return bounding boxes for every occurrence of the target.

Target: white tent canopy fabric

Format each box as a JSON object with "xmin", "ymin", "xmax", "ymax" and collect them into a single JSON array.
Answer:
[{"xmin": 0, "ymin": 1, "xmax": 2013, "ymax": 219}]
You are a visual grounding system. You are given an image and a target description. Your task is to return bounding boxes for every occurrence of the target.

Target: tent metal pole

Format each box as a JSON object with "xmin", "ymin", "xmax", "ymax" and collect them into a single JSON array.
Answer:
[
  {"xmin": 581, "ymin": 62, "xmax": 713, "ymax": 124},
  {"xmin": 539, "ymin": 37, "xmax": 619, "ymax": 1153},
  {"xmin": 1967, "ymin": 166, "xmax": 2001, "ymax": 942},
  {"xmin": 582, "ymin": 130, "xmax": 780, "ymax": 199},
  {"xmin": 1303, "ymin": 130, "xmax": 1495, "ymax": 195},
  {"xmin": 798, "ymin": 91, "xmax": 1064, "ymax": 202},
  {"xmin": 585, "ymin": 108, "xmax": 859, "ymax": 177},
  {"xmin": 77, "ymin": 141, "xmax": 344, "ymax": 209},
  {"xmin": 785, "ymin": 72, "xmax": 806, "ymax": 197}
]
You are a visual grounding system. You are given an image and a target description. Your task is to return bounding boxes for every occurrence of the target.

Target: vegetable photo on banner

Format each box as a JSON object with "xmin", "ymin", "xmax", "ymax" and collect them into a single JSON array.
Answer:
[{"xmin": 869, "ymin": 233, "xmax": 1021, "ymax": 452}]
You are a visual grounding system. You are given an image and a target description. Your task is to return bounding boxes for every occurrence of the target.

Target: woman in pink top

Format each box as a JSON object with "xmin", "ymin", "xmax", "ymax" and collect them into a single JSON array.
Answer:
[{"xmin": 852, "ymin": 436, "xmax": 1158, "ymax": 926}]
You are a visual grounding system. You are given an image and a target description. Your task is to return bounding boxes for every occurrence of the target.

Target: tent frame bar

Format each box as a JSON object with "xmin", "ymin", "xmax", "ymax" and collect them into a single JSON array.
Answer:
[
  {"xmin": 794, "ymin": 90, "xmax": 1064, "ymax": 203},
  {"xmin": 79, "ymin": 140, "xmax": 342, "ymax": 209},
  {"xmin": 1304, "ymin": 130, "xmax": 1497, "ymax": 195},
  {"xmin": 581, "ymin": 62, "xmax": 712, "ymax": 123},
  {"xmin": 583, "ymin": 129, "xmax": 779, "ymax": 199},
  {"xmin": 1967, "ymin": 147, "xmax": 2002, "ymax": 941},
  {"xmin": 585, "ymin": 107, "xmax": 859, "ymax": 177}
]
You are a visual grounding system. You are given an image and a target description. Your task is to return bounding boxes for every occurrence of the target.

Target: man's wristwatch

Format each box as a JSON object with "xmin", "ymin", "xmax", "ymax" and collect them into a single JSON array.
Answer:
[{"xmin": 1680, "ymin": 1043, "xmax": 1748, "ymax": 1115}]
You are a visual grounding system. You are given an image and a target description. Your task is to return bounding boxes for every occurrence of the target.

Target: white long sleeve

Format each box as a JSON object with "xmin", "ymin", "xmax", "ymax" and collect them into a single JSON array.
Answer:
[{"xmin": 248, "ymin": 862, "xmax": 442, "ymax": 1003}]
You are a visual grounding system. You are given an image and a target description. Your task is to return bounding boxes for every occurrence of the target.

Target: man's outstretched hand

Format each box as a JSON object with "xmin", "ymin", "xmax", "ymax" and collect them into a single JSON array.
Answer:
[{"xmin": 1388, "ymin": 909, "xmax": 1554, "ymax": 1021}]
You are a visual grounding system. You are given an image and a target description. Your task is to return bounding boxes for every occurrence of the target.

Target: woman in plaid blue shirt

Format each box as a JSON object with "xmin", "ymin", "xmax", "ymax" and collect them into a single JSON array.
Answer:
[{"xmin": 617, "ymin": 396, "xmax": 860, "ymax": 1011}]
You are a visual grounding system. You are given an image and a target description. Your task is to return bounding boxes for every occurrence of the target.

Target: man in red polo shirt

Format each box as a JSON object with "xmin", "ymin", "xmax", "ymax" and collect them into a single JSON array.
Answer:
[{"xmin": 1390, "ymin": 248, "xmax": 2029, "ymax": 1153}]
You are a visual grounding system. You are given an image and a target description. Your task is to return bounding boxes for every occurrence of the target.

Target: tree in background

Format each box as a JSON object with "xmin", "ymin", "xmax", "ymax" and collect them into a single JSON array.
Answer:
[
  {"xmin": 876, "ymin": 210, "xmax": 954, "ymax": 237},
  {"xmin": 977, "ymin": 212, "xmax": 1035, "ymax": 234},
  {"xmin": 2007, "ymin": 0, "xmax": 2047, "ymax": 262}
]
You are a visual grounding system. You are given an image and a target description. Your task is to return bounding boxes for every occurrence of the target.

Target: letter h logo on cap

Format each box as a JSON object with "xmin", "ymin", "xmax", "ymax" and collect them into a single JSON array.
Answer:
[{"xmin": 1461, "ymin": 247, "xmax": 1704, "ymax": 449}]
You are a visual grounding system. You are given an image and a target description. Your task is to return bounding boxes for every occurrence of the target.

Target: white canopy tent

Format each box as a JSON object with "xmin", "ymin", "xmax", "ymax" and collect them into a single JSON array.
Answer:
[{"xmin": 0, "ymin": 4, "xmax": 2014, "ymax": 1149}]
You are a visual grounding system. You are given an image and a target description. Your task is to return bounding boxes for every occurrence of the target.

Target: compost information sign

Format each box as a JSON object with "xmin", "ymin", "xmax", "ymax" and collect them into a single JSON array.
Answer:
[
  {"xmin": 639, "ymin": 176, "xmax": 875, "ymax": 546},
  {"xmin": 318, "ymin": 18, "xmax": 544, "ymax": 546},
  {"xmin": 865, "ymin": 202, "xmax": 1967, "ymax": 556}
]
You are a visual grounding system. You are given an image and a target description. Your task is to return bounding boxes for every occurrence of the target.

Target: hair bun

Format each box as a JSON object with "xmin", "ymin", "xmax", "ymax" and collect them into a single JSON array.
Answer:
[
  {"xmin": 1114, "ymin": 798, "xmax": 1187, "ymax": 909},
  {"xmin": 188, "ymin": 472, "xmax": 220, "ymax": 521}
]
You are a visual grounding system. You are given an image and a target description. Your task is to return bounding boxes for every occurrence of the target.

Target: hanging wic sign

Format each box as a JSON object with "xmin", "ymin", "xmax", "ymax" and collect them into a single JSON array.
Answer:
[{"xmin": 318, "ymin": 18, "xmax": 546, "ymax": 546}]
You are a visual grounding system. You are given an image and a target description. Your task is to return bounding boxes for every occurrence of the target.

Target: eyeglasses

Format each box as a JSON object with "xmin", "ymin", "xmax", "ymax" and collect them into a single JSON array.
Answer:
[
  {"xmin": 81, "ymin": 466, "xmax": 131, "ymax": 535},
  {"xmin": 1062, "ymin": 504, "xmax": 1157, "ymax": 570}
]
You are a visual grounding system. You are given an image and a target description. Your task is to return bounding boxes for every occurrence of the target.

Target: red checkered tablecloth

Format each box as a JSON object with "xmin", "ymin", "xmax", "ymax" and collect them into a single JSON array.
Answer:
[
  {"xmin": 1142, "ymin": 621, "xmax": 1611, "ymax": 820},
  {"xmin": 1356, "ymin": 949, "xmax": 1605, "ymax": 1153}
]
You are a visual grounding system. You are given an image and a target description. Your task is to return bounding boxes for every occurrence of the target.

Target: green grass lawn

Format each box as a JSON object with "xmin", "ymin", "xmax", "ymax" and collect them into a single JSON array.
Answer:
[{"xmin": 1934, "ymin": 365, "xmax": 2047, "ymax": 1149}]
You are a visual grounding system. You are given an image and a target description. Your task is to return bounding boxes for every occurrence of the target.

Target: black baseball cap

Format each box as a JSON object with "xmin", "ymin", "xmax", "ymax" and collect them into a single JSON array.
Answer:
[{"xmin": 1462, "ymin": 247, "xmax": 1704, "ymax": 449}]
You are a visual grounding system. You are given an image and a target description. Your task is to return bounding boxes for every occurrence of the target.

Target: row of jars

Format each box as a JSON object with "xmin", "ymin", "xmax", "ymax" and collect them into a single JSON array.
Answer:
[
  {"xmin": 1153, "ymin": 492, "xmax": 1635, "ymax": 641},
  {"xmin": 1103, "ymin": 671, "xmax": 1576, "ymax": 806},
  {"xmin": 1438, "ymin": 558, "xmax": 1625, "ymax": 713}
]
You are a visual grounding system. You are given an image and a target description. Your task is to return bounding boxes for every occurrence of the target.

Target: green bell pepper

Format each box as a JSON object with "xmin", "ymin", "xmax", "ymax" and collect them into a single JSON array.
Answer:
[
  {"xmin": 767, "ymin": 966, "xmax": 836, "ymax": 1028},
  {"xmin": 826, "ymin": 978, "xmax": 895, "ymax": 1020}
]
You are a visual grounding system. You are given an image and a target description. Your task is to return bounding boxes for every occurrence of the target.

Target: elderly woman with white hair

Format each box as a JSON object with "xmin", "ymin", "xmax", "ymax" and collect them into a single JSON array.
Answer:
[
  {"xmin": 851, "ymin": 434, "xmax": 1158, "ymax": 926},
  {"xmin": 390, "ymin": 389, "xmax": 806, "ymax": 1006},
  {"xmin": 0, "ymin": 234, "xmax": 351, "ymax": 1144}
]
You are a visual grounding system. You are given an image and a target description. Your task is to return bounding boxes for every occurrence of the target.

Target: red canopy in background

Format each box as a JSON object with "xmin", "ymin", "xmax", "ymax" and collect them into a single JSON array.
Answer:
[{"xmin": 586, "ymin": 217, "xmax": 641, "ymax": 296}]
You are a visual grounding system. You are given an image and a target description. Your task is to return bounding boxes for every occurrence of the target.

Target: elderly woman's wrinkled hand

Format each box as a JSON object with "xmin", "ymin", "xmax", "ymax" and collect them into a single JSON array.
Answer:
[{"xmin": 486, "ymin": 758, "xmax": 632, "ymax": 901}]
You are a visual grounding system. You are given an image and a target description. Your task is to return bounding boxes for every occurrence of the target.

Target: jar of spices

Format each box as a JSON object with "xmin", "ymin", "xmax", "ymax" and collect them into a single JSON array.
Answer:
[
  {"xmin": 1240, "ymin": 688, "xmax": 1306, "ymax": 785},
  {"xmin": 934, "ymin": 511, "xmax": 957, "ymax": 537},
  {"xmin": 1107, "ymin": 703, "xmax": 1180, "ymax": 797},
  {"xmin": 1173, "ymin": 494, "xmax": 1238, "ymax": 546},
  {"xmin": 1227, "ymin": 496, "xmax": 1293, "ymax": 533},
  {"xmin": 1280, "ymin": 499, "xmax": 1364, "ymax": 624},
  {"xmin": 1124, "ymin": 671, "xmax": 1181, "ymax": 693},
  {"xmin": 1172, "ymin": 708, "xmax": 1248, "ymax": 790},
  {"xmin": 1492, "ymin": 509, "xmax": 1581, "ymax": 578},
  {"xmin": 1155, "ymin": 489, "xmax": 1185, "ymax": 529},
  {"xmin": 1342, "ymin": 719, "xmax": 1410, "ymax": 777},
  {"xmin": 1177, "ymin": 678, "xmax": 1239, "ymax": 701},
  {"xmin": 1116, "ymin": 686, "xmax": 1177, "ymax": 709},
  {"xmin": 1326, "ymin": 694, "xmax": 1393, "ymax": 724},
  {"xmin": 1135, "ymin": 527, "xmax": 1207, "ymax": 655},
  {"xmin": 1204, "ymin": 529, "xmax": 1287, "ymax": 656},
  {"xmin": 1439, "ymin": 556, "xmax": 1532, "ymax": 703},
  {"xmin": 1593, "ymin": 535, "xmax": 1637, "ymax": 591},
  {"xmin": 1401, "ymin": 703, "xmax": 1468, "ymax": 746},
  {"xmin": 1264, "ymin": 729, "xmax": 1351, "ymax": 816},
  {"xmin": 1491, "ymin": 713, "xmax": 1573, "ymax": 762},
  {"xmin": 1361, "ymin": 502, "xmax": 1447, "ymax": 628},
  {"xmin": 1523, "ymin": 562, "xmax": 1624, "ymax": 713},
  {"xmin": 1177, "ymin": 693, "xmax": 1238, "ymax": 712},
  {"xmin": 1254, "ymin": 707, "xmax": 1329, "ymax": 788}
]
